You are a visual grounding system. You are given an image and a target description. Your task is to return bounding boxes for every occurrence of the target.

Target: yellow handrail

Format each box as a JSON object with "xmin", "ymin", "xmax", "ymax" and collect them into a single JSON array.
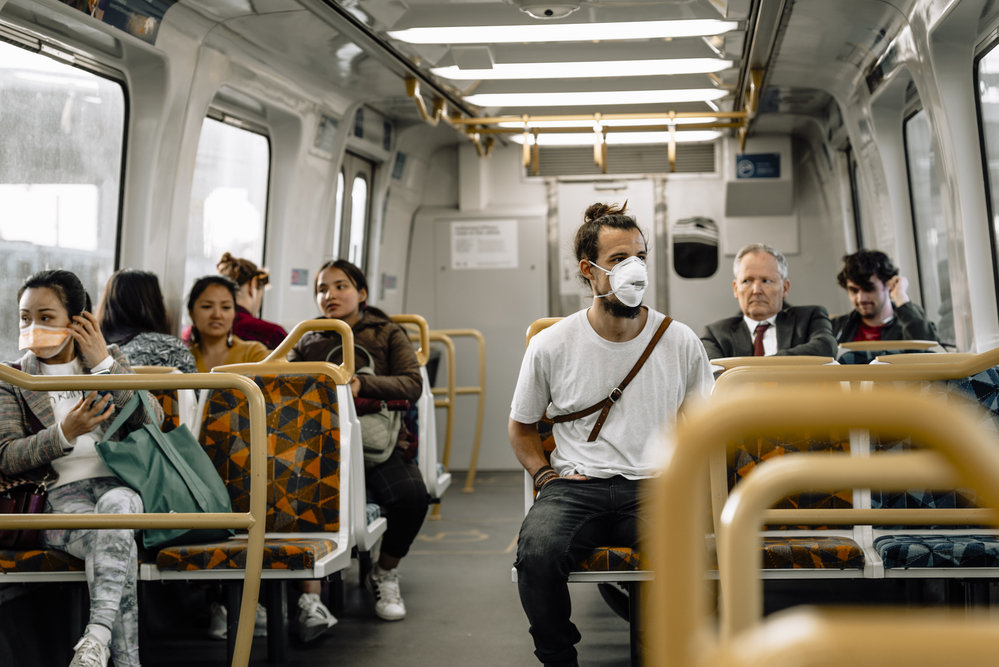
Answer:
[
  {"xmin": 710, "ymin": 355, "xmax": 834, "ymax": 371},
  {"xmin": 131, "ymin": 366, "xmax": 177, "ymax": 374},
  {"xmin": 648, "ymin": 387, "xmax": 999, "ymax": 667},
  {"xmin": 265, "ymin": 319, "xmax": 355, "ymax": 376},
  {"xmin": 526, "ymin": 318, "xmax": 562, "ymax": 347},
  {"xmin": 430, "ymin": 329, "xmax": 487, "ymax": 492},
  {"xmin": 840, "ymin": 339, "xmax": 938, "ymax": 351},
  {"xmin": 0, "ymin": 368, "xmax": 267, "ymax": 667},
  {"xmin": 391, "ymin": 314, "xmax": 431, "ymax": 367},
  {"xmin": 876, "ymin": 352, "xmax": 976, "ymax": 364},
  {"xmin": 714, "ymin": 345, "xmax": 999, "ymax": 392}
]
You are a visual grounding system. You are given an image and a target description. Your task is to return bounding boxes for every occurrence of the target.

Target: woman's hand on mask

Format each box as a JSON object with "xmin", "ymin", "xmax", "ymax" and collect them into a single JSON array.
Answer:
[
  {"xmin": 69, "ymin": 311, "xmax": 109, "ymax": 368},
  {"xmin": 60, "ymin": 392, "xmax": 114, "ymax": 441}
]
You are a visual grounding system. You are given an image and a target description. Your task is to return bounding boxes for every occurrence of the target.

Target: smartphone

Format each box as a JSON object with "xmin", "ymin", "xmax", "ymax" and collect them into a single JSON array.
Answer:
[{"xmin": 89, "ymin": 369, "xmax": 113, "ymax": 409}]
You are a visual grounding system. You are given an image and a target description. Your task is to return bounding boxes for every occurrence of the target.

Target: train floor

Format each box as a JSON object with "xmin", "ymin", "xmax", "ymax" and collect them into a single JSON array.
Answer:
[{"xmin": 141, "ymin": 470, "xmax": 632, "ymax": 667}]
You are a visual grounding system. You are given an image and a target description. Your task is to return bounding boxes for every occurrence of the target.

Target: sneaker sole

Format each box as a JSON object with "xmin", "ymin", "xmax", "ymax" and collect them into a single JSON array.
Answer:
[
  {"xmin": 298, "ymin": 619, "xmax": 337, "ymax": 643},
  {"xmin": 374, "ymin": 609, "xmax": 406, "ymax": 622}
]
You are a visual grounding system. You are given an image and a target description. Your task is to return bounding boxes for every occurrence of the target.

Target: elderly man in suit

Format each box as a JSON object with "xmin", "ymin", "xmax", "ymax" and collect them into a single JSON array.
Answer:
[{"xmin": 700, "ymin": 243, "xmax": 836, "ymax": 360}]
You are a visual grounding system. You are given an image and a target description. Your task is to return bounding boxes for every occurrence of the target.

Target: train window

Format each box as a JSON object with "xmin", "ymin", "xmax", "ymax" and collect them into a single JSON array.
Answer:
[
  {"xmin": 903, "ymin": 109, "xmax": 956, "ymax": 346},
  {"xmin": 974, "ymin": 43, "xmax": 999, "ymax": 327},
  {"xmin": 348, "ymin": 175, "xmax": 369, "ymax": 267},
  {"xmin": 332, "ymin": 171, "xmax": 344, "ymax": 257},
  {"xmin": 184, "ymin": 117, "xmax": 270, "ymax": 294},
  {"xmin": 0, "ymin": 40, "xmax": 126, "ymax": 361}
]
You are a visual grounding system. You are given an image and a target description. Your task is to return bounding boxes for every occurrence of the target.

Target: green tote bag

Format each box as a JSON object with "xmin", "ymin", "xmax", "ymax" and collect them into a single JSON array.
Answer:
[{"xmin": 96, "ymin": 390, "xmax": 234, "ymax": 550}]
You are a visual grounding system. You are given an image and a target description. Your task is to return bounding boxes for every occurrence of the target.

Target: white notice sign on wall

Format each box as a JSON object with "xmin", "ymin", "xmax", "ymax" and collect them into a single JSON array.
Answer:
[{"xmin": 451, "ymin": 220, "xmax": 518, "ymax": 269}]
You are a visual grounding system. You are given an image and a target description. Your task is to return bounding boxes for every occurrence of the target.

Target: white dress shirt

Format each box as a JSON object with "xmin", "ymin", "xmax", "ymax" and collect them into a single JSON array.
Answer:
[{"xmin": 743, "ymin": 313, "xmax": 778, "ymax": 356}]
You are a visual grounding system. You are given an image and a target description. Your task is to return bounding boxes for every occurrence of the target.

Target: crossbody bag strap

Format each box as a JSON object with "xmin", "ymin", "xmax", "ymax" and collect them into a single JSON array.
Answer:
[
  {"xmin": 99, "ymin": 392, "xmax": 144, "ymax": 443},
  {"xmin": 549, "ymin": 317, "xmax": 673, "ymax": 442}
]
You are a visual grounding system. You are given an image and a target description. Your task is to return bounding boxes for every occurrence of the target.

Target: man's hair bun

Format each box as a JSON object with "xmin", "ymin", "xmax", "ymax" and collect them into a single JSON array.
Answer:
[{"xmin": 583, "ymin": 201, "xmax": 628, "ymax": 223}]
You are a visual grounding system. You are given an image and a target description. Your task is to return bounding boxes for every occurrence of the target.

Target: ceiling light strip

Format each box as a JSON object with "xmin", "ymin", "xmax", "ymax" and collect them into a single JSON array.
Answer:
[
  {"xmin": 465, "ymin": 89, "xmax": 729, "ymax": 107},
  {"xmin": 472, "ymin": 122, "xmax": 742, "ymax": 134},
  {"xmin": 431, "ymin": 58, "xmax": 734, "ymax": 81},
  {"xmin": 449, "ymin": 110, "xmax": 747, "ymax": 125},
  {"xmin": 388, "ymin": 19, "xmax": 740, "ymax": 45}
]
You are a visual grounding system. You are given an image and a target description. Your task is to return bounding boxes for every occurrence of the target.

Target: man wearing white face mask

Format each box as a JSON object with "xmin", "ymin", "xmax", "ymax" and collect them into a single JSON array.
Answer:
[{"xmin": 509, "ymin": 202, "xmax": 713, "ymax": 667}]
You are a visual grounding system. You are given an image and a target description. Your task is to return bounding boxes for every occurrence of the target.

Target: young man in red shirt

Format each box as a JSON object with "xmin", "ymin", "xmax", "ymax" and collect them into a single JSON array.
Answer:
[{"xmin": 831, "ymin": 250, "xmax": 938, "ymax": 344}]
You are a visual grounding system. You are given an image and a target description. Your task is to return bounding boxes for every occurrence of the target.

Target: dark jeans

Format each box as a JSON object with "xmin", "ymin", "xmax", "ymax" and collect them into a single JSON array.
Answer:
[
  {"xmin": 366, "ymin": 448, "xmax": 430, "ymax": 559},
  {"xmin": 514, "ymin": 476, "xmax": 649, "ymax": 666}
]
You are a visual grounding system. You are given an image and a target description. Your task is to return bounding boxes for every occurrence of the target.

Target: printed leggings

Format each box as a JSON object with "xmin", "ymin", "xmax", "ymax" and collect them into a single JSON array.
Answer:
[{"xmin": 40, "ymin": 477, "xmax": 143, "ymax": 667}]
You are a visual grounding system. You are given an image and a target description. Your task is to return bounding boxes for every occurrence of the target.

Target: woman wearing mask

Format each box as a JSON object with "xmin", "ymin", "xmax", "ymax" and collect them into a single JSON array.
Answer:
[
  {"xmin": 0, "ymin": 269, "xmax": 162, "ymax": 667},
  {"xmin": 185, "ymin": 276, "xmax": 268, "ymax": 373},
  {"xmin": 97, "ymin": 269, "xmax": 197, "ymax": 374},
  {"xmin": 288, "ymin": 260, "xmax": 427, "ymax": 636}
]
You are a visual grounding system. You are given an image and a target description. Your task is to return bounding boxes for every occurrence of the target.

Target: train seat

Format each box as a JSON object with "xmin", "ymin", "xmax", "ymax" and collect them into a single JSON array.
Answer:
[
  {"xmin": 866, "ymin": 366, "xmax": 999, "ymax": 576},
  {"xmin": 0, "ymin": 548, "xmax": 84, "ymax": 575},
  {"xmin": 139, "ymin": 371, "xmax": 354, "ymax": 663},
  {"xmin": 708, "ymin": 382, "xmax": 872, "ymax": 578}
]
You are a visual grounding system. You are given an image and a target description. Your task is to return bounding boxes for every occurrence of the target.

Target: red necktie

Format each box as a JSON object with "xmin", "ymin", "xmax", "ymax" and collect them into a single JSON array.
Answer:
[{"xmin": 753, "ymin": 322, "xmax": 770, "ymax": 357}]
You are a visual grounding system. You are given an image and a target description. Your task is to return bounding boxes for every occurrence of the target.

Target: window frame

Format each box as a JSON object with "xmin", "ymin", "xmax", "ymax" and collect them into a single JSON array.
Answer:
[
  {"xmin": 195, "ymin": 109, "xmax": 273, "ymax": 277},
  {"xmin": 973, "ymin": 36, "xmax": 999, "ymax": 326},
  {"xmin": 901, "ymin": 105, "xmax": 930, "ymax": 309},
  {"xmin": 0, "ymin": 32, "xmax": 132, "ymax": 271},
  {"xmin": 845, "ymin": 143, "xmax": 864, "ymax": 249}
]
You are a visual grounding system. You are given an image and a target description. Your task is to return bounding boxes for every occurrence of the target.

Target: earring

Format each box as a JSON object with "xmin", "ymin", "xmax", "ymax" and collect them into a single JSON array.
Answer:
[{"xmin": 226, "ymin": 331, "xmax": 234, "ymax": 348}]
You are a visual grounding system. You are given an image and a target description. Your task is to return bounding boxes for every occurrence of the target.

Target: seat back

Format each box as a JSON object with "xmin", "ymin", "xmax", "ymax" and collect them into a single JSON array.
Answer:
[
  {"xmin": 200, "ymin": 373, "xmax": 341, "ymax": 533},
  {"xmin": 150, "ymin": 389, "xmax": 181, "ymax": 432}
]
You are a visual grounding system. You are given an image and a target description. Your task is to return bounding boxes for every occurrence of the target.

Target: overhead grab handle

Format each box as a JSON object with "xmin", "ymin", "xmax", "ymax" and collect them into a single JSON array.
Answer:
[{"xmin": 406, "ymin": 77, "xmax": 445, "ymax": 127}]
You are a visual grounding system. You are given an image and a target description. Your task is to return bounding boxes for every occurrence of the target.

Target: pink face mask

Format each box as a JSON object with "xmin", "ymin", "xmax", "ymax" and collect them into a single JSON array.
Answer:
[{"xmin": 18, "ymin": 324, "xmax": 72, "ymax": 360}]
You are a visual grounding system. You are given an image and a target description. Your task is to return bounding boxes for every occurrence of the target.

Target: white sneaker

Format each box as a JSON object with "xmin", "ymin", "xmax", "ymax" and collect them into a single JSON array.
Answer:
[
  {"xmin": 208, "ymin": 602, "xmax": 268, "ymax": 639},
  {"xmin": 365, "ymin": 567, "xmax": 406, "ymax": 621},
  {"xmin": 69, "ymin": 635, "xmax": 110, "ymax": 667},
  {"xmin": 297, "ymin": 593, "xmax": 337, "ymax": 643}
]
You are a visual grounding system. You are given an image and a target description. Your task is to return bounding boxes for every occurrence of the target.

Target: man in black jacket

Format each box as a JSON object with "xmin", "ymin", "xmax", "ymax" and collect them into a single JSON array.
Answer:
[
  {"xmin": 830, "ymin": 250, "xmax": 938, "ymax": 344},
  {"xmin": 700, "ymin": 243, "xmax": 837, "ymax": 360}
]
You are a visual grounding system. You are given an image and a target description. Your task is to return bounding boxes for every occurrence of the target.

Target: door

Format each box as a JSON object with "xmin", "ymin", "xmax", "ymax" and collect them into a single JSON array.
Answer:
[{"xmin": 554, "ymin": 180, "xmax": 658, "ymax": 316}]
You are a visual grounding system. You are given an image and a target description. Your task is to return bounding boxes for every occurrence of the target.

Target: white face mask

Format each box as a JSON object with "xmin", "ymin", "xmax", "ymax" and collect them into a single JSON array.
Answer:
[
  {"xmin": 18, "ymin": 324, "xmax": 73, "ymax": 359},
  {"xmin": 591, "ymin": 256, "xmax": 648, "ymax": 308}
]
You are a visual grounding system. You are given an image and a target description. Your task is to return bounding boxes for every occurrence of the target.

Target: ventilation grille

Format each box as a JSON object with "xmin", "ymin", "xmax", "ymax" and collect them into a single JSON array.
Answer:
[{"xmin": 529, "ymin": 143, "xmax": 716, "ymax": 176}]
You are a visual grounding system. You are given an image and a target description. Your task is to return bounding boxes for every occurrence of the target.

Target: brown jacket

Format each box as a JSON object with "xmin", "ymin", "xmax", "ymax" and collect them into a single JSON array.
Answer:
[
  {"xmin": 0, "ymin": 345, "xmax": 163, "ymax": 487},
  {"xmin": 288, "ymin": 309, "xmax": 422, "ymax": 449}
]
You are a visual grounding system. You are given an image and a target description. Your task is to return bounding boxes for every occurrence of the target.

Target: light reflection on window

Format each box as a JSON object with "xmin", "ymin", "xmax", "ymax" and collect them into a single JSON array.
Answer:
[{"xmin": 349, "ymin": 175, "xmax": 368, "ymax": 267}]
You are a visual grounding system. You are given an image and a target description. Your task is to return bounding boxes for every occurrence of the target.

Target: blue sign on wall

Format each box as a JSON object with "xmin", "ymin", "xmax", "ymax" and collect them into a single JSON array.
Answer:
[{"xmin": 736, "ymin": 153, "xmax": 781, "ymax": 179}]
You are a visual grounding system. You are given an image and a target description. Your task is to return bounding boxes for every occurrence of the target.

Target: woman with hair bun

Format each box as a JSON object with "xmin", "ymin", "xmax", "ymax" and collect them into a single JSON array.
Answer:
[
  {"xmin": 215, "ymin": 253, "xmax": 288, "ymax": 350},
  {"xmin": 96, "ymin": 269, "xmax": 197, "ymax": 374},
  {"xmin": 185, "ymin": 275, "xmax": 269, "ymax": 373},
  {"xmin": 0, "ymin": 269, "xmax": 162, "ymax": 667}
]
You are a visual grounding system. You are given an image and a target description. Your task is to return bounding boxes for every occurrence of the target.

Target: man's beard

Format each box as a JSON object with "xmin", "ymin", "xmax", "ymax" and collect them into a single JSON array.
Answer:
[{"xmin": 598, "ymin": 296, "xmax": 642, "ymax": 319}]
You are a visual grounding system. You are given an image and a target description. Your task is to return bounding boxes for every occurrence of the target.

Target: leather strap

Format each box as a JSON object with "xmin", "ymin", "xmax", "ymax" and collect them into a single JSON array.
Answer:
[{"xmin": 548, "ymin": 317, "xmax": 672, "ymax": 442}]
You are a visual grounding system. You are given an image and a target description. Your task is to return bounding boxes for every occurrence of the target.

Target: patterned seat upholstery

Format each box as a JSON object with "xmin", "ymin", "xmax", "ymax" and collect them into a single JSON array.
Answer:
[
  {"xmin": 156, "ymin": 537, "xmax": 336, "ymax": 572},
  {"xmin": 578, "ymin": 546, "xmax": 645, "ymax": 572},
  {"xmin": 150, "ymin": 389, "xmax": 181, "ymax": 433},
  {"xmin": 0, "ymin": 548, "xmax": 83, "ymax": 573},
  {"xmin": 728, "ymin": 431, "xmax": 853, "ymax": 529},
  {"xmin": 705, "ymin": 535, "xmax": 865, "ymax": 570},
  {"xmin": 155, "ymin": 374, "xmax": 341, "ymax": 571},
  {"xmin": 875, "ymin": 535, "xmax": 999, "ymax": 569},
  {"xmin": 867, "ymin": 369, "xmax": 999, "ymax": 568}
]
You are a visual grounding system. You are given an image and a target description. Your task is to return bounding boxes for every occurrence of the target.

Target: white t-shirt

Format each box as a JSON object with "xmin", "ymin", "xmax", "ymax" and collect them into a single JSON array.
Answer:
[
  {"xmin": 41, "ymin": 355, "xmax": 115, "ymax": 489},
  {"xmin": 510, "ymin": 308, "xmax": 714, "ymax": 479}
]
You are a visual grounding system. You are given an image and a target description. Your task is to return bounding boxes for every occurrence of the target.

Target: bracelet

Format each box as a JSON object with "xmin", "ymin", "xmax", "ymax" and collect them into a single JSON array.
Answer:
[
  {"xmin": 534, "ymin": 470, "xmax": 559, "ymax": 491},
  {"xmin": 532, "ymin": 465, "xmax": 554, "ymax": 483}
]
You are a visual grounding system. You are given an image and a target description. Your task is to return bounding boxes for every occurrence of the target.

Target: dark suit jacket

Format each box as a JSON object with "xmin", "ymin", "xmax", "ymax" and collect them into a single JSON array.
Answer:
[{"xmin": 700, "ymin": 305, "xmax": 837, "ymax": 360}]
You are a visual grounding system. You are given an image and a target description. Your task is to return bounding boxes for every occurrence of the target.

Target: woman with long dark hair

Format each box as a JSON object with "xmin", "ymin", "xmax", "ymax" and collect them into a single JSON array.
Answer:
[
  {"xmin": 288, "ymin": 259, "xmax": 427, "ymax": 637},
  {"xmin": 97, "ymin": 269, "xmax": 197, "ymax": 374},
  {"xmin": 186, "ymin": 276, "xmax": 268, "ymax": 372},
  {"xmin": 0, "ymin": 269, "xmax": 162, "ymax": 667}
]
